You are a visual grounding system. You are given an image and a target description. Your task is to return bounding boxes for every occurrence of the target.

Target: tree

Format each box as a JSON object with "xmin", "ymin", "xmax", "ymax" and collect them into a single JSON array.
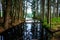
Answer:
[
  {"xmin": 41, "ymin": 0, "xmax": 45, "ymax": 20},
  {"xmin": 2, "ymin": 0, "xmax": 12, "ymax": 29}
]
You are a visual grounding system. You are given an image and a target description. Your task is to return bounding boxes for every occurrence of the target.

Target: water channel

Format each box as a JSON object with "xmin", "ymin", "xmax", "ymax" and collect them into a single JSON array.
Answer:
[{"xmin": 0, "ymin": 20, "xmax": 50, "ymax": 40}]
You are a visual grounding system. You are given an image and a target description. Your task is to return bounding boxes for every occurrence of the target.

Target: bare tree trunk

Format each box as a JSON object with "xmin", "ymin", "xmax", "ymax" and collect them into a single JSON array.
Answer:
[
  {"xmin": 2, "ymin": 0, "xmax": 6, "ymax": 27},
  {"xmin": 57, "ymin": 0, "xmax": 59, "ymax": 18},
  {"xmin": 4, "ymin": 0, "xmax": 11, "ymax": 29},
  {"xmin": 49, "ymin": 0, "xmax": 51, "ymax": 29},
  {"xmin": 14, "ymin": 0, "xmax": 16, "ymax": 22},
  {"xmin": 47, "ymin": 0, "xmax": 51, "ymax": 24},
  {"xmin": 19, "ymin": 0, "xmax": 23, "ymax": 20},
  {"xmin": 53, "ymin": 0, "xmax": 55, "ymax": 17},
  {"xmin": 41, "ymin": 0, "xmax": 45, "ymax": 20},
  {"xmin": 55, "ymin": 0, "xmax": 58, "ymax": 18}
]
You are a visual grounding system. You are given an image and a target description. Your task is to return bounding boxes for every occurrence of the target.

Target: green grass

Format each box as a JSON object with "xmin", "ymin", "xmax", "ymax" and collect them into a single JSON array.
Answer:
[
  {"xmin": 51, "ymin": 17, "xmax": 60, "ymax": 30},
  {"xmin": 43, "ymin": 17, "xmax": 60, "ymax": 30}
]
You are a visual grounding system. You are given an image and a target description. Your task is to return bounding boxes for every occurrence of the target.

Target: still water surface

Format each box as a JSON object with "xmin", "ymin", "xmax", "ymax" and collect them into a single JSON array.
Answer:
[{"xmin": 23, "ymin": 20, "xmax": 41, "ymax": 40}]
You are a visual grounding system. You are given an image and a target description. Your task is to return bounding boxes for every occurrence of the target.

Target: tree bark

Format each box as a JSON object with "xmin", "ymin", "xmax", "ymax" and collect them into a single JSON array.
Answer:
[
  {"xmin": 4, "ymin": 0, "xmax": 11, "ymax": 29},
  {"xmin": 19, "ymin": 0, "xmax": 23, "ymax": 20},
  {"xmin": 53, "ymin": 0, "xmax": 55, "ymax": 17},
  {"xmin": 41, "ymin": 0, "xmax": 45, "ymax": 20},
  {"xmin": 57, "ymin": 0, "xmax": 59, "ymax": 18},
  {"xmin": 47, "ymin": 0, "xmax": 50, "ymax": 24}
]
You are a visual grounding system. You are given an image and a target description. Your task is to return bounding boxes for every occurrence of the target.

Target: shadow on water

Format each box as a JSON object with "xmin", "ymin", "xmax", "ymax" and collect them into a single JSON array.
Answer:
[
  {"xmin": 23, "ymin": 20, "xmax": 42, "ymax": 40},
  {"xmin": 0, "ymin": 20, "xmax": 49, "ymax": 40}
]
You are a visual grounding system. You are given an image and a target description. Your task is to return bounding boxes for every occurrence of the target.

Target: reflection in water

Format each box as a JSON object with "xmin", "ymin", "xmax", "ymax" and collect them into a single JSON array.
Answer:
[
  {"xmin": 23, "ymin": 21, "xmax": 41, "ymax": 40},
  {"xmin": 0, "ymin": 20, "xmax": 48, "ymax": 40},
  {"xmin": 26, "ymin": 24, "xmax": 31, "ymax": 30},
  {"xmin": 23, "ymin": 23, "xmax": 32, "ymax": 40},
  {"xmin": 0, "ymin": 35, "xmax": 3, "ymax": 40}
]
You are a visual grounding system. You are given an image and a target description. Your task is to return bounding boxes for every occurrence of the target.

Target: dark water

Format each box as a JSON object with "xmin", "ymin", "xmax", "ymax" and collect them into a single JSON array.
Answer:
[
  {"xmin": 22, "ymin": 20, "xmax": 42, "ymax": 40},
  {"xmin": 0, "ymin": 20, "xmax": 49, "ymax": 40}
]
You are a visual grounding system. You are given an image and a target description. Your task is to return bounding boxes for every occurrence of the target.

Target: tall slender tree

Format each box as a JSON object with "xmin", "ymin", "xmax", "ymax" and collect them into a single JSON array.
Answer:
[
  {"xmin": 3, "ymin": 0, "xmax": 12, "ymax": 29},
  {"xmin": 57, "ymin": 0, "xmax": 59, "ymax": 18},
  {"xmin": 19, "ymin": 0, "xmax": 24, "ymax": 20},
  {"xmin": 47, "ymin": 0, "xmax": 50, "ymax": 24}
]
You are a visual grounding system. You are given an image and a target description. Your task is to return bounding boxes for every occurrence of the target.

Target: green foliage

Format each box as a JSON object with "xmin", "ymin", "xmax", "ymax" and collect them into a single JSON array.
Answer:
[
  {"xmin": 51, "ymin": 17, "xmax": 60, "ymax": 24},
  {"xmin": 0, "ymin": 11, "xmax": 3, "ymax": 17},
  {"xmin": 43, "ymin": 17, "xmax": 60, "ymax": 29}
]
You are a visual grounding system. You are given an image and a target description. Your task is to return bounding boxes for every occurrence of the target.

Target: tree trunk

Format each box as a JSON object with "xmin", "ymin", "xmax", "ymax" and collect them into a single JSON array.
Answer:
[
  {"xmin": 4, "ymin": 0, "xmax": 11, "ymax": 29},
  {"xmin": 57, "ymin": 0, "xmax": 59, "ymax": 18},
  {"xmin": 41, "ymin": 0, "xmax": 45, "ymax": 20},
  {"xmin": 47, "ymin": 0, "xmax": 50, "ymax": 23},
  {"xmin": 53, "ymin": 0, "xmax": 55, "ymax": 17},
  {"xmin": 19, "ymin": 0, "xmax": 23, "ymax": 20}
]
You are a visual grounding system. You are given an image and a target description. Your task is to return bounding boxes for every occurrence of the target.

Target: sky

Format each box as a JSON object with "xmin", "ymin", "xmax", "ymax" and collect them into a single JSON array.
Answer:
[
  {"xmin": 26, "ymin": 1, "xmax": 32, "ymax": 14},
  {"xmin": 27, "ymin": 8, "xmax": 32, "ymax": 13}
]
